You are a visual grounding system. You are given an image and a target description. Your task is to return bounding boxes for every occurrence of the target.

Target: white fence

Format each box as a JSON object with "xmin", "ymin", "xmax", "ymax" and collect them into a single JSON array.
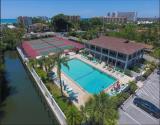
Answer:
[
  {"xmin": 17, "ymin": 47, "xmax": 67, "ymax": 125},
  {"xmin": 17, "ymin": 47, "xmax": 28, "ymax": 62}
]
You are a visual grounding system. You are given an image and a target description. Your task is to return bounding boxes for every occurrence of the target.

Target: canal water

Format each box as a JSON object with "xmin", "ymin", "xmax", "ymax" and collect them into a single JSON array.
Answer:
[{"xmin": 0, "ymin": 51, "xmax": 58, "ymax": 125}]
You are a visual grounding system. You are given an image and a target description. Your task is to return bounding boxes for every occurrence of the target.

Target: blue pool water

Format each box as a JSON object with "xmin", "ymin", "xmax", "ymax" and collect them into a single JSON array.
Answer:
[{"xmin": 61, "ymin": 58, "xmax": 116, "ymax": 94}]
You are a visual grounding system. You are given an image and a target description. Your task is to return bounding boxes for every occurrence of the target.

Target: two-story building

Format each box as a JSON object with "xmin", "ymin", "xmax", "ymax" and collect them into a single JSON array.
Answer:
[{"xmin": 84, "ymin": 36, "xmax": 146, "ymax": 70}]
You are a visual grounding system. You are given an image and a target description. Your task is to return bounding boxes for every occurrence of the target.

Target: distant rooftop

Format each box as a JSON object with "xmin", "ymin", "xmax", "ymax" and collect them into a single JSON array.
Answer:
[{"xmin": 88, "ymin": 36, "xmax": 147, "ymax": 55}]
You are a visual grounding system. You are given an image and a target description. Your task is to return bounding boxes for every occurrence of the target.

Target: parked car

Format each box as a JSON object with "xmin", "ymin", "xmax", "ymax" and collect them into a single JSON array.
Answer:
[
  {"xmin": 135, "ymin": 75, "xmax": 145, "ymax": 81},
  {"xmin": 133, "ymin": 97, "xmax": 160, "ymax": 119},
  {"xmin": 157, "ymin": 70, "xmax": 160, "ymax": 75}
]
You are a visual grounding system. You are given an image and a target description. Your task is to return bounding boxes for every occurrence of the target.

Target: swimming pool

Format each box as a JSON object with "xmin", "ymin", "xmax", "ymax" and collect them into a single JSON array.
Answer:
[{"xmin": 61, "ymin": 58, "xmax": 116, "ymax": 94}]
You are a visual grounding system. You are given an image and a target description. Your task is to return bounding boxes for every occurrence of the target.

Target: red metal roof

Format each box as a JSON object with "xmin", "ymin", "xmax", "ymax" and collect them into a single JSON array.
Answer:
[
  {"xmin": 21, "ymin": 42, "xmax": 39, "ymax": 58},
  {"xmin": 89, "ymin": 36, "xmax": 145, "ymax": 55},
  {"xmin": 55, "ymin": 37, "xmax": 84, "ymax": 49},
  {"xmin": 21, "ymin": 36, "xmax": 84, "ymax": 58}
]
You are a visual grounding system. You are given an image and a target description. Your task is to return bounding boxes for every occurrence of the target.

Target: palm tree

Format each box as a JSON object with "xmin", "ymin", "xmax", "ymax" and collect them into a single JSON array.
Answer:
[
  {"xmin": 29, "ymin": 58, "xmax": 37, "ymax": 69},
  {"xmin": 52, "ymin": 52, "xmax": 69, "ymax": 96},
  {"xmin": 80, "ymin": 105, "xmax": 88, "ymax": 124},
  {"xmin": 84, "ymin": 92, "xmax": 119, "ymax": 125},
  {"xmin": 16, "ymin": 28, "xmax": 25, "ymax": 46},
  {"xmin": 67, "ymin": 106, "xmax": 82, "ymax": 125},
  {"xmin": 37, "ymin": 57, "xmax": 44, "ymax": 69},
  {"xmin": 47, "ymin": 55, "xmax": 55, "ymax": 72},
  {"xmin": 37, "ymin": 55, "xmax": 54, "ymax": 73},
  {"xmin": 41, "ymin": 56, "xmax": 49, "ymax": 72}
]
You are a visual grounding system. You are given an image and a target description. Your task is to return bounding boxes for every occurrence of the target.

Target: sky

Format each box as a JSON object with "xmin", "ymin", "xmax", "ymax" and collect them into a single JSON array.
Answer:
[{"xmin": 1, "ymin": 0, "xmax": 159, "ymax": 18}]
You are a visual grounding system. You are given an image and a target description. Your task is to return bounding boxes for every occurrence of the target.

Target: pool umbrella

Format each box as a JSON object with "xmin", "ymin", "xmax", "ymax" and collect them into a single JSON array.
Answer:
[
  {"xmin": 79, "ymin": 50, "xmax": 84, "ymax": 53},
  {"xmin": 88, "ymin": 54, "xmax": 93, "ymax": 58},
  {"xmin": 88, "ymin": 54, "xmax": 93, "ymax": 60}
]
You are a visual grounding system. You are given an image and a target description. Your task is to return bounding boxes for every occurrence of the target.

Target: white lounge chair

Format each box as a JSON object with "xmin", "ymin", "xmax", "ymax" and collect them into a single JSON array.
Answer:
[{"xmin": 66, "ymin": 87, "xmax": 73, "ymax": 92}]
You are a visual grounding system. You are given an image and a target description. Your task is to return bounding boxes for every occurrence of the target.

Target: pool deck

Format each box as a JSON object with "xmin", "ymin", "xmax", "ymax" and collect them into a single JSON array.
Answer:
[
  {"xmin": 53, "ymin": 52, "xmax": 133, "ymax": 108},
  {"xmin": 52, "ymin": 67, "xmax": 92, "ymax": 108},
  {"xmin": 61, "ymin": 72, "xmax": 92, "ymax": 107}
]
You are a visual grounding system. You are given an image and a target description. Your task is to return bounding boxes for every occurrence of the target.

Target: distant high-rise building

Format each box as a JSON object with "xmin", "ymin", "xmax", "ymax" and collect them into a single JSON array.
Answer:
[
  {"xmin": 37, "ymin": 16, "xmax": 49, "ymax": 21},
  {"xmin": 17, "ymin": 16, "xmax": 32, "ymax": 27},
  {"xmin": 107, "ymin": 12, "xmax": 111, "ymax": 17},
  {"xmin": 112, "ymin": 12, "xmax": 117, "ymax": 17},
  {"xmin": 117, "ymin": 12, "xmax": 137, "ymax": 22},
  {"xmin": 98, "ymin": 16, "xmax": 127, "ymax": 24},
  {"xmin": 65, "ymin": 15, "xmax": 80, "ymax": 22},
  {"xmin": 93, "ymin": 16, "xmax": 127, "ymax": 24}
]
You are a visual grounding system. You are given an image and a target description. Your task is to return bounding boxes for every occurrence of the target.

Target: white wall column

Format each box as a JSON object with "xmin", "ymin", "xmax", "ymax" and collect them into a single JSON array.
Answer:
[
  {"xmin": 141, "ymin": 49, "xmax": 144, "ymax": 58},
  {"xmin": 124, "ymin": 54, "xmax": 129, "ymax": 71},
  {"xmin": 107, "ymin": 49, "xmax": 110, "ymax": 64},
  {"xmin": 114, "ymin": 51, "xmax": 118, "ymax": 68},
  {"xmin": 100, "ymin": 47, "xmax": 103, "ymax": 61},
  {"xmin": 89, "ymin": 44, "xmax": 91, "ymax": 55}
]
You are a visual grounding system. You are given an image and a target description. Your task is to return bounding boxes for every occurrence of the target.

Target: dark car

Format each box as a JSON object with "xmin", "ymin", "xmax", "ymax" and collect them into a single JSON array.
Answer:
[
  {"xmin": 157, "ymin": 70, "xmax": 160, "ymax": 75},
  {"xmin": 133, "ymin": 97, "xmax": 160, "ymax": 119}
]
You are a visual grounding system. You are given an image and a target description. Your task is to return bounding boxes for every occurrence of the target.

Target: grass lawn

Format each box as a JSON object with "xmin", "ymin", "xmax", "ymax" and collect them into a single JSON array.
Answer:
[{"xmin": 151, "ymin": 48, "xmax": 160, "ymax": 59}]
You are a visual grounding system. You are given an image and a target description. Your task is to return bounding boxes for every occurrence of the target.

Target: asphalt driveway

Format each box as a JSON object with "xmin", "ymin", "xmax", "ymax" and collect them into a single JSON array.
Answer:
[{"xmin": 118, "ymin": 69, "xmax": 160, "ymax": 125}]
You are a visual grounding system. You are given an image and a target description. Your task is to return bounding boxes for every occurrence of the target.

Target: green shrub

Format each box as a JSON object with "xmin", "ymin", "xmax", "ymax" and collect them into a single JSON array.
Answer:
[
  {"xmin": 151, "ymin": 48, "xmax": 160, "ymax": 59},
  {"xmin": 143, "ymin": 62, "xmax": 156, "ymax": 78},
  {"xmin": 111, "ymin": 92, "xmax": 130, "ymax": 108},
  {"xmin": 129, "ymin": 65, "xmax": 141, "ymax": 73},
  {"xmin": 149, "ymin": 62, "xmax": 156, "ymax": 71},
  {"xmin": 111, "ymin": 81, "xmax": 137, "ymax": 108},
  {"xmin": 46, "ymin": 83, "xmax": 81, "ymax": 124},
  {"xmin": 143, "ymin": 69, "xmax": 152, "ymax": 78},
  {"xmin": 128, "ymin": 81, "xmax": 137, "ymax": 94},
  {"xmin": 35, "ymin": 68, "xmax": 48, "ymax": 82},
  {"xmin": 124, "ymin": 69, "xmax": 132, "ymax": 76},
  {"xmin": 132, "ymin": 66, "xmax": 140, "ymax": 73}
]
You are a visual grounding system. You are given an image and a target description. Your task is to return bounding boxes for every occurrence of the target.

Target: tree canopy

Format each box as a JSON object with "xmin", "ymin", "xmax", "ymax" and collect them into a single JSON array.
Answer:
[
  {"xmin": 1, "ymin": 28, "xmax": 25, "ymax": 51},
  {"xmin": 51, "ymin": 14, "xmax": 72, "ymax": 32},
  {"xmin": 82, "ymin": 92, "xmax": 119, "ymax": 125}
]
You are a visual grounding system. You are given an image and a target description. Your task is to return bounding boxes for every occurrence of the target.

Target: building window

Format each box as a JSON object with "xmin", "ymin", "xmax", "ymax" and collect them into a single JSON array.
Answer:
[
  {"xmin": 118, "ymin": 53, "xmax": 127, "ymax": 60},
  {"xmin": 105, "ymin": 56, "xmax": 108, "ymax": 61},
  {"xmin": 133, "ymin": 52, "xmax": 137, "ymax": 58},
  {"xmin": 102, "ymin": 48, "xmax": 108, "ymax": 54},
  {"xmin": 95, "ymin": 53, "xmax": 101, "ymax": 59},
  {"xmin": 101, "ymin": 56, "xmax": 105, "ymax": 61},
  {"xmin": 109, "ymin": 50, "xmax": 116, "ymax": 57},
  {"xmin": 91, "ymin": 45, "xmax": 95, "ymax": 50},
  {"xmin": 85, "ymin": 44, "xmax": 89, "ymax": 48},
  {"xmin": 128, "ymin": 55, "xmax": 132, "ymax": 60},
  {"xmin": 96, "ymin": 47, "xmax": 101, "ymax": 52}
]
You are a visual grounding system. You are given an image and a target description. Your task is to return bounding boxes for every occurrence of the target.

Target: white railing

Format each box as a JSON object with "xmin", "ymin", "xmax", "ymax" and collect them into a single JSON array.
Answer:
[
  {"xmin": 31, "ymin": 67, "xmax": 66, "ymax": 120},
  {"xmin": 17, "ymin": 47, "xmax": 67, "ymax": 125},
  {"xmin": 17, "ymin": 47, "xmax": 29, "ymax": 62}
]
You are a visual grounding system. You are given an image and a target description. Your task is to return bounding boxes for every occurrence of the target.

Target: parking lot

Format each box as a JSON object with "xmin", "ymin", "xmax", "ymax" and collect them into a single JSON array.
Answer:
[{"xmin": 119, "ymin": 69, "xmax": 160, "ymax": 125}]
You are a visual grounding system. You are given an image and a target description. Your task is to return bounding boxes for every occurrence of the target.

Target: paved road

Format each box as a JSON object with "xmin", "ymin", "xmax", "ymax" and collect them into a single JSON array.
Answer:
[{"xmin": 119, "ymin": 70, "xmax": 160, "ymax": 125}]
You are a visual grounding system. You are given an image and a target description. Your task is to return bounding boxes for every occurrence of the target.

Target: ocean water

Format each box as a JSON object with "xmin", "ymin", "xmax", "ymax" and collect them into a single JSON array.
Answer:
[{"xmin": 1, "ymin": 19, "xmax": 17, "ymax": 24}]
